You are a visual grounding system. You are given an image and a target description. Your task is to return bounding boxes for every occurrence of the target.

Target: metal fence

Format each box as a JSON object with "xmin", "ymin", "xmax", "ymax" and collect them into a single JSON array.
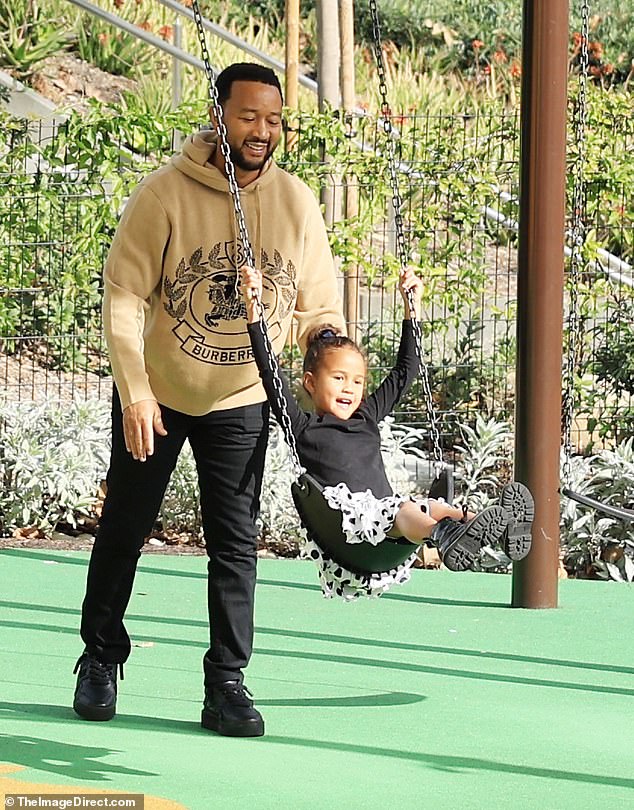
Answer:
[{"xmin": 1, "ymin": 108, "xmax": 632, "ymax": 452}]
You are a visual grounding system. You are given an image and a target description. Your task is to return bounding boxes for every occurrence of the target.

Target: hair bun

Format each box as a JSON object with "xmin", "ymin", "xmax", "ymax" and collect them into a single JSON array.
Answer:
[{"xmin": 318, "ymin": 328, "xmax": 338, "ymax": 340}]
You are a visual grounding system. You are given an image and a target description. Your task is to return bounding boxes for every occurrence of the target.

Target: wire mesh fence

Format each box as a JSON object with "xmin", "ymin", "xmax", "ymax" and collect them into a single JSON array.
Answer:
[{"xmin": 0, "ymin": 107, "xmax": 632, "ymax": 453}]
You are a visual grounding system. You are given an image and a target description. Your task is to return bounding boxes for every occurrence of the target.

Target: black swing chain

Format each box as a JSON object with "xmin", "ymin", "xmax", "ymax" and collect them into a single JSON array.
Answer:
[
  {"xmin": 190, "ymin": 0, "xmax": 444, "ymax": 475},
  {"xmin": 190, "ymin": 0, "xmax": 304, "ymax": 478},
  {"xmin": 368, "ymin": 0, "xmax": 444, "ymax": 470},
  {"xmin": 562, "ymin": 0, "xmax": 590, "ymax": 489},
  {"xmin": 190, "ymin": 0, "xmax": 254, "ymax": 275}
]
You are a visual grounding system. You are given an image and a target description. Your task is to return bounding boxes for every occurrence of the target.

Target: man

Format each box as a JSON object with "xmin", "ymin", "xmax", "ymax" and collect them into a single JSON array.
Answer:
[{"xmin": 73, "ymin": 63, "xmax": 345, "ymax": 737}]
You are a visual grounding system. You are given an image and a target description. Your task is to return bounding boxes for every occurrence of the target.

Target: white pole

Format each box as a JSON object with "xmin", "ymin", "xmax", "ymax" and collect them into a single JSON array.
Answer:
[{"xmin": 172, "ymin": 15, "xmax": 183, "ymax": 150}]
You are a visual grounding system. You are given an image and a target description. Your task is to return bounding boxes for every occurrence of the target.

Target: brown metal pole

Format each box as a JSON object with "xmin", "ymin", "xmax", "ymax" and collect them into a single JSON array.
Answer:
[{"xmin": 512, "ymin": 0, "xmax": 569, "ymax": 608}]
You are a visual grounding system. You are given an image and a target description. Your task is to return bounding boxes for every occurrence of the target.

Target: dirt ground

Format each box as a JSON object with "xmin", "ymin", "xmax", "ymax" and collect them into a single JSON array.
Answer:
[
  {"xmin": 30, "ymin": 53, "xmax": 137, "ymax": 111},
  {"xmin": 0, "ymin": 528, "xmax": 208, "ymax": 555}
]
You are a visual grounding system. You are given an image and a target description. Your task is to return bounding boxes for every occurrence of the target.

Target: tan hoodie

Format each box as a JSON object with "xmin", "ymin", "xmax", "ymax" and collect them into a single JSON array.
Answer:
[{"xmin": 103, "ymin": 130, "xmax": 345, "ymax": 415}]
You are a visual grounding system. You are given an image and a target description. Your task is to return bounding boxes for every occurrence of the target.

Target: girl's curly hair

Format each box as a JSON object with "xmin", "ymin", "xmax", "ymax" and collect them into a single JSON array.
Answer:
[{"xmin": 302, "ymin": 325, "xmax": 365, "ymax": 375}]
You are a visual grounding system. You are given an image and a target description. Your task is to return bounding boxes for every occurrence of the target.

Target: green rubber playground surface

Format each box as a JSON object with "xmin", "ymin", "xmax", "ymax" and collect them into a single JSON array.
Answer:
[{"xmin": 1, "ymin": 548, "xmax": 633, "ymax": 810}]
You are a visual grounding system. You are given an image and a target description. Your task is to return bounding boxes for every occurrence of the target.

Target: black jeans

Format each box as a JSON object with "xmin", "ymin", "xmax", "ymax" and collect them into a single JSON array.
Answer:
[{"xmin": 80, "ymin": 389, "xmax": 269, "ymax": 687}]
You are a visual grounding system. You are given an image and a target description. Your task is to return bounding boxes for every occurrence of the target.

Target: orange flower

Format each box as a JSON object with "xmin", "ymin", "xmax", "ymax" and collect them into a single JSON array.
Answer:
[
  {"xmin": 588, "ymin": 40, "xmax": 603, "ymax": 58},
  {"xmin": 493, "ymin": 49, "xmax": 507, "ymax": 63},
  {"xmin": 158, "ymin": 24, "xmax": 173, "ymax": 41},
  {"xmin": 98, "ymin": 32, "xmax": 109, "ymax": 44},
  {"xmin": 113, "ymin": 0, "xmax": 124, "ymax": 8},
  {"xmin": 510, "ymin": 61, "xmax": 522, "ymax": 78},
  {"xmin": 138, "ymin": 20, "xmax": 152, "ymax": 31},
  {"xmin": 602, "ymin": 62, "xmax": 614, "ymax": 75},
  {"xmin": 472, "ymin": 39, "xmax": 484, "ymax": 51}
]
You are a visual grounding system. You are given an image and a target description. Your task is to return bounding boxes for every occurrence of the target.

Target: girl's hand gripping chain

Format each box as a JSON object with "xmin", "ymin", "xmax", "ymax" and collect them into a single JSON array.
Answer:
[
  {"xmin": 398, "ymin": 267, "xmax": 423, "ymax": 320},
  {"xmin": 240, "ymin": 265, "xmax": 263, "ymax": 324}
]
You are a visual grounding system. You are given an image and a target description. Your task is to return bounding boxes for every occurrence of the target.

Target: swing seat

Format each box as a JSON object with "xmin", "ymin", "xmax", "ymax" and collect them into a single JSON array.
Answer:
[
  {"xmin": 291, "ymin": 472, "xmax": 415, "ymax": 575},
  {"xmin": 427, "ymin": 465, "xmax": 454, "ymax": 504}
]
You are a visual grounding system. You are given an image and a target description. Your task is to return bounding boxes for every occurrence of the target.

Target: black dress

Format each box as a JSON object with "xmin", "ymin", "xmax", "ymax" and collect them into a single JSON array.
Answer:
[{"xmin": 247, "ymin": 319, "xmax": 423, "ymax": 599}]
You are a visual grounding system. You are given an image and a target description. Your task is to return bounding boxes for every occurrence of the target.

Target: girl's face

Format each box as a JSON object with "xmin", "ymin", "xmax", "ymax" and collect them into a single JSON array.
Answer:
[{"xmin": 303, "ymin": 347, "xmax": 366, "ymax": 420}]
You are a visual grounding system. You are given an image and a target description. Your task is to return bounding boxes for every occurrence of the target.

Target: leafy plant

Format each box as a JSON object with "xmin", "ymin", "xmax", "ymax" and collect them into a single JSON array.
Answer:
[
  {"xmin": 560, "ymin": 439, "xmax": 634, "ymax": 581},
  {"xmin": 0, "ymin": 0, "xmax": 73, "ymax": 78},
  {"xmin": 593, "ymin": 296, "xmax": 634, "ymax": 404},
  {"xmin": 453, "ymin": 413, "xmax": 513, "ymax": 510},
  {"xmin": 0, "ymin": 399, "xmax": 110, "ymax": 532},
  {"xmin": 76, "ymin": 8, "xmax": 158, "ymax": 79}
]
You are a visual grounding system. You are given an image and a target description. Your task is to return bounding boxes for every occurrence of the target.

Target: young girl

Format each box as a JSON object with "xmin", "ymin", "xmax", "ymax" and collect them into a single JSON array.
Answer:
[{"xmin": 241, "ymin": 266, "xmax": 532, "ymax": 596}]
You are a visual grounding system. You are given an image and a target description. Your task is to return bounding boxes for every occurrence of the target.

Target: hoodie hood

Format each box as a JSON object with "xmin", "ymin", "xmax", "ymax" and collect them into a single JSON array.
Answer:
[{"xmin": 171, "ymin": 129, "xmax": 277, "ymax": 193}]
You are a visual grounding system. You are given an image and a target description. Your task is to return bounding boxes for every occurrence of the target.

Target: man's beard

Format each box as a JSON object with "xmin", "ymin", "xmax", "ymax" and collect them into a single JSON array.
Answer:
[{"xmin": 229, "ymin": 141, "xmax": 276, "ymax": 172}]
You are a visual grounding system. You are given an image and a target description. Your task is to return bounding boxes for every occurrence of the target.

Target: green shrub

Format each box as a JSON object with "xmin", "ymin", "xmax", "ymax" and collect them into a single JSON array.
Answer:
[
  {"xmin": 0, "ymin": 399, "xmax": 110, "ymax": 533},
  {"xmin": 560, "ymin": 439, "xmax": 634, "ymax": 581},
  {"xmin": 0, "ymin": 0, "xmax": 72, "ymax": 78}
]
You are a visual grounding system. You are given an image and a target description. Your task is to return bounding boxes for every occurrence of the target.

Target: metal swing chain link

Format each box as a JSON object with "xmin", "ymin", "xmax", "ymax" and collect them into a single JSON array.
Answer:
[
  {"xmin": 252, "ymin": 292, "xmax": 304, "ymax": 476},
  {"xmin": 191, "ymin": 0, "xmax": 254, "ymax": 275},
  {"xmin": 562, "ymin": 0, "xmax": 590, "ymax": 488},
  {"xmin": 368, "ymin": 0, "xmax": 444, "ymax": 468},
  {"xmin": 190, "ymin": 0, "xmax": 304, "ymax": 478}
]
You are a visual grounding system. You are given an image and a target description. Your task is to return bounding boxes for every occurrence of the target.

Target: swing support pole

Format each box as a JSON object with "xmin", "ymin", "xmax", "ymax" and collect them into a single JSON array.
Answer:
[{"xmin": 512, "ymin": 0, "xmax": 569, "ymax": 608}]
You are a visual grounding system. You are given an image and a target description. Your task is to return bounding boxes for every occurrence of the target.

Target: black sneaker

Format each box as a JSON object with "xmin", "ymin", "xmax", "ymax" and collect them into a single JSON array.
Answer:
[
  {"xmin": 73, "ymin": 651, "xmax": 121, "ymax": 721},
  {"xmin": 500, "ymin": 482, "xmax": 535, "ymax": 560},
  {"xmin": 431, "ymin": 506, "xmax": 508, "ymax": 571},
  {"xmin": 201, "ymin": 680, "xmax": 264, "ymax": 737}
]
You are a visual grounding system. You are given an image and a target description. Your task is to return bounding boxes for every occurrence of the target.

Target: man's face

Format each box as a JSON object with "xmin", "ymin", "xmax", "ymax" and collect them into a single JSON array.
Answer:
[{"xmin": 214, "ymin": 80, "xmax": 283, "ymax": 184}]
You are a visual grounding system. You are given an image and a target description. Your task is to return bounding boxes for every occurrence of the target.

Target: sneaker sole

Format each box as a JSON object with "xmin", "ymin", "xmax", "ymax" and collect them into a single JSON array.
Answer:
[
  {"xmin": 73, "ymin": 699, "xmax": 116, "ymax": 722},
  {"xmin": 442, "ymin": 506, "xmax": 508, "ymax": 572},
  {"xmin": 201, "ymin": 709, "xmax": 265, "ymax": 737},
  {"xmin": 500, "ymin": 482, "xmax": 535, "ymax": 561}
]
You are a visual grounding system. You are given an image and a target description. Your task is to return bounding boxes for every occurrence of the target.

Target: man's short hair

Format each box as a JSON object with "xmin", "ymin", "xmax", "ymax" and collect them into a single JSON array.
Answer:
[{"xmin": 215, "ymin": 63, "xmax": 283, "ymax": 105}]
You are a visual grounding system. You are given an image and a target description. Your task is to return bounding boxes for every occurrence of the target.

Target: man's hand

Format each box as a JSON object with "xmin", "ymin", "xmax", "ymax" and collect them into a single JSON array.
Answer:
[{"xmin": 122, "ymin": 399, "xmax": 167, "ymax": 462}]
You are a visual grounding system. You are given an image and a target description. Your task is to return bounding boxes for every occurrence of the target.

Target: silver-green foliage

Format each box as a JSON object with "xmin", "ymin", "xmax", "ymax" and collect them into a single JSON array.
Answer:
[
  {"xmin": 560, "ymin": 439, "xmax": 634, "ymax": 581},
  {"xmin": 0, "ymin": 399, "xmax": 110, "ymax": 532},
  {"xmin": 454, "ymin": 414, "xmax": 513, "ymax": 510},
  {"xmin": 2, "ymin": 400, "xmax": 632, "ymax": 585},
  {"xmin": 452, "ymin": 414, "xmax": 514, "ymax": 570}
]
